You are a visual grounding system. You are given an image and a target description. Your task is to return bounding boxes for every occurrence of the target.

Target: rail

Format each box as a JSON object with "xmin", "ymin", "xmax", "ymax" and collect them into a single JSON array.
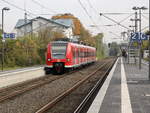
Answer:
[
  {"xmin": 35, "ymin": 59, "xmax": 116, "ymax": 113},
  {"xmin": 74, "ymin": 58, "xmax": 116, "ymax": 113}
]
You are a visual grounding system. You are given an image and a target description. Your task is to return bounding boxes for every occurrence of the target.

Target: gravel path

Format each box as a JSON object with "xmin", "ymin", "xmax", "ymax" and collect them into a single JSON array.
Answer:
[{"xmin": 0, "ymin": 68, "xmax": 45, "ymax": 88}]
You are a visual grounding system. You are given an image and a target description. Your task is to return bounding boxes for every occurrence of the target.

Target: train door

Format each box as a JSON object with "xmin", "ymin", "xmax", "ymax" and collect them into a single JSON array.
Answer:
[
  {"xmin": 74, "ymin": 46, "xmax": 78, "ymax": 66},
  {"xmin": 76, "ymin": 47, "xmax": 78, "ymax": 65},
  {"xmin": 78, "ymin": 47, "xmax": 80, "ymax": 65},
  {"xmin": 73, "ymin": 46, "xmax": 75, "ymax": 65},
  {"xmin": 74, "ymin": 47, "xmax": 76, "ymax": 65}
]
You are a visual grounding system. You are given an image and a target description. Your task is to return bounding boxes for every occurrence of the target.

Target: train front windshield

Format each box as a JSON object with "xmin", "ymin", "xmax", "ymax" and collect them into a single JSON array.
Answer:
[{"xmin": 51, "ymin": 43, "xmax": 67, "ymax": 59}]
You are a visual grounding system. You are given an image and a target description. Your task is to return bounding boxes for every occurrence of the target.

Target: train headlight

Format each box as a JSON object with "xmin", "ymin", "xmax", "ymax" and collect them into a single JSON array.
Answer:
[
  {"xmin": 67, "ymin": 58, "xmax": 70, "ymax": 62},
  {"xmin": 48, "ymin": 59, "xmax": 51, "ymax": 61}
]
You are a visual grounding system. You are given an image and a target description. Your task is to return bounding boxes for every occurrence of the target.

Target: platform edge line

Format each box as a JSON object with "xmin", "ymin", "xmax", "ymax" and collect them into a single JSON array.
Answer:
[{"xmin": 87, "ymin": 57, "xmax": 119, "ymax": 113}]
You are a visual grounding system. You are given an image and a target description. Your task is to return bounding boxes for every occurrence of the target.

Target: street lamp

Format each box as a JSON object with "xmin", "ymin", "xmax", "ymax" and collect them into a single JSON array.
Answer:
[
  {"xmin": 1, "ymin": 7, "xmax": 10, "ymax": 71},
  {"xmin": 148, "ymin": 0, "xmax": 150, "ymax": 80},
  {"xmin": 132, "ymin": 6, "xmax": 147, "ymax": 69},
  {"xmin": 129, "ymin": 25, "xmax": 135, "ymax": 32},
  {"xmin": 132, "ymin": 6, "xmax": 148, "ymax": 10}
]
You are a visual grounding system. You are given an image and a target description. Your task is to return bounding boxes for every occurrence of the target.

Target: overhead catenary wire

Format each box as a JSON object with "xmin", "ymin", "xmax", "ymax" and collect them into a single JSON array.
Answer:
[
  {"xmin": 31, "ymin": 0, "xmax": 57, "ymax": 14},
  {"xmin": 1, "ymin": 0, "xmax": 58, "ymax": 18},
  {"xmin": 85, "ymin": 1, "xmax": 141, "ymax": 31},
  {"xmin": 109, "ymin": 31, "xmax": 121, "ymax": 39},
  {"xmin": 137, "ymin": 15, "xmax": 149, "ymax": 31},
  {"xmin": 81, "ymin": 0, "xmax": 134, "ymax": 43},
  {"xmin": 100, "ymin": 13, "xmax": 132, "ymax": 30},
  {"xmin": 118, "ymin": 13, "xmax": 135, "ymax": 24},
  {"xmin": 1, "ymin": 0, "xmax": 59, "ymax": 31},
  {"xmin": 86, "ymin": 0, "xmax": 98, "ymax": 14},
  {"xmin": 85, "ymin": 0, "xmax": 139, "ymax": 40},
  {"xmin": 86, "ymin": 0, "xmax": 122, "ymax": 40},
  {"xmin": 1, "ymin": 0, "xmax": 37, "ymax": 18},
  {"xmin": 85, "ymin": 0, "xmax": 134, "ymax": 33},
  {"xmin": 100, "ymin": 13, "xmax": 135, "ymax": 15},
  {"xmin": 105, "ymin": 14, "xmax": 135, "ymax": 27},
  {"xmin": 35, "ymin": 13, "xmax": 56, "ymax": 15},
  {"xmin": 84, "ymin": 1, "xmax": 148, "ymax": 42},
  {"xmin": 141, "ymin": 26, "xmax": 149, "ymax": 31},
  {"xmin": 78, "ymin": 0, "xmax": 101, "ymax": 31},
  {"xmin": 1, "ymin": 0, "xmax": 69, "ymax": 37},
  {"xmin": 141, "ymin": 14, "xmax": 149, "ymax": 20},
  {"xmin": 85, "ymin": 0, "xmax": 103, "ymax": 32}
]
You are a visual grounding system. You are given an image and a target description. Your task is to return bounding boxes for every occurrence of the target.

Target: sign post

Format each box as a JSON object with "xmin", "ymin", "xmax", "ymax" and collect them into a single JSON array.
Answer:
[
  {"xmin": 130, "ymin": 32, "xmax": 148, "ymax": 42},
  {"xmin": 1, "ymin": 33, "xmax": 15, "ymax": 71},
  {"xmin": 130, "ymin": 32, "xmax": 148, "ymax": 69},
  {"xmin": 3, "ymin": 33, "xmax": 16, "ymax": 39}
]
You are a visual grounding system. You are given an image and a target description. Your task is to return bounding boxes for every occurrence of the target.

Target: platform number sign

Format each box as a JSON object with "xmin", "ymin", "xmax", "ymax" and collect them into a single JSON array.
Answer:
[
  {"xmin": 3, "ymin": 33, "xmax": 16, "ymax": 39},
  {"xmin": 130, "ymin": 32, "xmax": 148, "ymax": 42}
]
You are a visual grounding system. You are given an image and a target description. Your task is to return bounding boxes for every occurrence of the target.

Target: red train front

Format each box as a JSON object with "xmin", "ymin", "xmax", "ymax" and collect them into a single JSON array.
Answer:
[{"xmin": 44, "ymin": 41, "xmax": 96, "ymax": 74}]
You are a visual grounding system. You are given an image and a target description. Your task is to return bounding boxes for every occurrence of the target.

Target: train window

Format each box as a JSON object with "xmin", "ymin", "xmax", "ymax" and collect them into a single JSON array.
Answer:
[
  {"xmin": 73, "ymin": 48, "xmax": 75, "ymax": 58},
  {"xmin": 51, "ymin": 43, "xmax": 67, "ymax": 59}
]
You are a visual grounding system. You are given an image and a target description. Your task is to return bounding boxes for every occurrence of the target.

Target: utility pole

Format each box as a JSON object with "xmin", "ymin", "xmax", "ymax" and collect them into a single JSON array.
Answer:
[
  {"xmin": 139, "ymin": 9, "xmax": 142, "ymax": 69},
  {"xmin": 1, "ymin": 9, "xmax": 4, "ymax": 71},
  {"xmin": 24, "ymin": 0, "xmax": 27, "ymax": 36},
  {"xmin": 1, "ymin": 7, "xmax": 10, "ymax": 71},
  {"xmin": 133, "ymin": 6, "xmax": 147, "ymax": 69},
  {"xmin": 134, "ymin": 12, "xmax": 138, "ymax": 64},
  {"xmin": 135, "ymin": 12, "xmax": 138, "ymax": 32},
  {"xmin": 129, "ymin": 11, "xmax": 138, "ymax": 64},
  {"xmin": 24, "ymin": 12, "xmax": 27, "ymax": 35},
  {"xmin": 148, "ymin": 0, "xmax": 150, "ymax": 80}
]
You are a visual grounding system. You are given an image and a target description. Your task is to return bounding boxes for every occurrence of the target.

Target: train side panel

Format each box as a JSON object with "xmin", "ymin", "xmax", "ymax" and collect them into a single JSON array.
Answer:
[{"xmin": 44, "ymin": 41, "xmax": 96, "ymax": 74}]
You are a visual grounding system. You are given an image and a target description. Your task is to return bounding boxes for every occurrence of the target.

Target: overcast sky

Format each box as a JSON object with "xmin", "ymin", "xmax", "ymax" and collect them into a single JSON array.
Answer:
[{"xmin": 0, "ymin": 0, "xmax": 149, "ymax": 43}]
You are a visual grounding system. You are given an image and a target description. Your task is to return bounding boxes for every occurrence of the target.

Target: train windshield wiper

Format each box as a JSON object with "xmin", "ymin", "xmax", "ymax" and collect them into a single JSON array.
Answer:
[{"xmin": 53, "ymin": 53, "xmax": 65, "ymax": 55}]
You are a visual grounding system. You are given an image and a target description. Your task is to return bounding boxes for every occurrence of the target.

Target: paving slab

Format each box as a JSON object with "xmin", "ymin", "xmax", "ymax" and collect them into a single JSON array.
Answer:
[{"xmin": 87, "ymin": 57, "xmax": 150, "ymax": 113}]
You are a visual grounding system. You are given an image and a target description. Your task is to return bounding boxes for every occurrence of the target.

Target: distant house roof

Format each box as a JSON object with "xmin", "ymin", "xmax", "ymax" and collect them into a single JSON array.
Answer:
[
  {"xmin": 52, "ymin": 19, "xmax": 74, "ymax": 28},
  {"xmin": 15, "ymin": 16, "xmax": 73, "ymax": 29},
  {"xmin": 15, "ymin": 19, "xmax": 31, "ymax": 28}
]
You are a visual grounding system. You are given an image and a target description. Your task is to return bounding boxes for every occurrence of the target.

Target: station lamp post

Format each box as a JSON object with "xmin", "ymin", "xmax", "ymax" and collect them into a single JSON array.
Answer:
[
  {"xmin": 1, "ymin": 7, "xmax": 10, "ymax": 71},
  {"xmin": 132, "ymin": 6, "xmax": 147, "ymax": 69},
  {"xmin": 129, "ymin": 25, "xmax": 135, "ymax": 32},
  {"xmin": 148, "ymin": 0, "xmax": 150, "ymax": 80}
]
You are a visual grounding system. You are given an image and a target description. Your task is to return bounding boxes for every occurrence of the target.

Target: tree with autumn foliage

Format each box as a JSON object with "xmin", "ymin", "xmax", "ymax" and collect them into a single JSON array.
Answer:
[
  {"xmin": 52, "ymin": 13, "xmax": 82, "ymax": 35},
  {"xmin": 52, "ymin": 13, "xmax": 100, "ymax": 47}
]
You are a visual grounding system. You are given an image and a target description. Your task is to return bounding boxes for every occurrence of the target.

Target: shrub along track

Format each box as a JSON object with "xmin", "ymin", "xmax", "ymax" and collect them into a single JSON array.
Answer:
[{"xmin": 0, "ymin": 58, "xmax": 115, "ymax": 113}]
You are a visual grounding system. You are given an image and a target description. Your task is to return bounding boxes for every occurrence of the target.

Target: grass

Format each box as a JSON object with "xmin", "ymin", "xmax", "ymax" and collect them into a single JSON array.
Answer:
[
  {"xmin": 143, "ymin": 57, "xmax": 150, "ymax": 61},
  {"xmin": 0, "ymin": 66, "xmax": 26, "ymax": 71}
]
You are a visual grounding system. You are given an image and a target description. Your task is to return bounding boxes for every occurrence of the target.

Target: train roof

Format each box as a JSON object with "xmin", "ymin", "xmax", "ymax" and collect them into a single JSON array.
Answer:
[
  {"xmin": 50, "ymin": 41, "xmax": 95, "ymax": 50},
  {"xmin": 51, "ymin": 41, "xmax": 68, "ymax": 44}
]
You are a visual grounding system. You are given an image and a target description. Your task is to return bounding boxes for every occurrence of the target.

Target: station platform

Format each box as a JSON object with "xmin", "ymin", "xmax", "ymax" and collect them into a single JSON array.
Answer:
[{"xmin": 87, "ymin": 57, "xmax": 150, "ymax": 113}]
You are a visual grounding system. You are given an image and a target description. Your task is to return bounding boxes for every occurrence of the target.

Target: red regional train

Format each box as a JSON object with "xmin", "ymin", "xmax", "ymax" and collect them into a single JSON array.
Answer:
[{"xmin": 44, "ymin": 41, "xmax": 96, "ymax": 74}]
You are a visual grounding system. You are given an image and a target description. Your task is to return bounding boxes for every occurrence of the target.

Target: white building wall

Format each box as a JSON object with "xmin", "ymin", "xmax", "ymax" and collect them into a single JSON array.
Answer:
[
  {"xmin": 16, "ymin": 24, "xmax": 32, "ymax": 37},
  {"xmin": 32, "ymin": 19, "xmax": 53, "ymax": 32},
  {"xmin": 15, "ymin": 18, "xmax": 73, "ymax": 38},
  {"xmin": 63, "ymin": 27, "xmax": 73, "ymax": 38}
]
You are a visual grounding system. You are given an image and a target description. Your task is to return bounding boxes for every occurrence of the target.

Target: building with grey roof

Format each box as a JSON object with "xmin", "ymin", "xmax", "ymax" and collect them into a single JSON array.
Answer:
[
  {"xmin": 14, "ymin": 16, "xmax": 74, "ymax": 38},
  {"xmin": 52, "ymin": 19, "xmax": 74, "ymax": 28}
]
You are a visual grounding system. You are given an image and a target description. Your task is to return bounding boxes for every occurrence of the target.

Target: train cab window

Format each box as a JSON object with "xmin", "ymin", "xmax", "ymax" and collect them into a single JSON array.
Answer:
[{"xmin": 51, "ymin": 43, "xmax": 67, "ymax": 59}]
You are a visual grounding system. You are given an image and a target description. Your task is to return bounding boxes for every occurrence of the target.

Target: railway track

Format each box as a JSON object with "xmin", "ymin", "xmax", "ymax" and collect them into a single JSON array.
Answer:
[
  {"xmin": 74, "ymin": 59, "xmax": 115, "ymax": 113},
  {"xmin": 35, "ymin": 58, "xmax": 116, "ymax": 113},
  {"xmin": 0, "ymin": 62, "xmax": 96, "ymax": 103},
  {"xmin": 0, "ymin": 58, "xmax": 115, "ymax": 113},
  {"xmin": 0, "ymin": 75, "xmax": 64, "ymax": 102}
]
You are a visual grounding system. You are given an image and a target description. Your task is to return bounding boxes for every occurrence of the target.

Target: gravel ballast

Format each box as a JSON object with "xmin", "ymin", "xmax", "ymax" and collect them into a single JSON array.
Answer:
[{"xmin": 0, "ymin": 59, "xmax": 111, "ymax": 113}]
